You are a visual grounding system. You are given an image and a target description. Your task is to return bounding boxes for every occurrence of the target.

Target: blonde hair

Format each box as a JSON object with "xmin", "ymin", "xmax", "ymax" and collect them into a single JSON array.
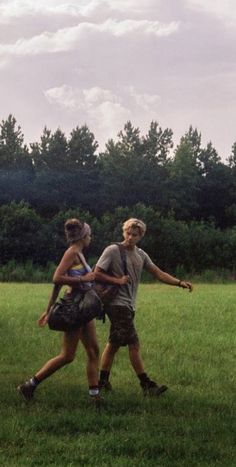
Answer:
[{"xmin": 122, "ymin": 218, "xmax": 146, "ymax": 237}]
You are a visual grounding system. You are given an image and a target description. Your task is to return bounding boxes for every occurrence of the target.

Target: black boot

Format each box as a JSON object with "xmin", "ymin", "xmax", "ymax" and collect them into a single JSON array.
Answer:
[{"xmin": 138, "ymin": 373, "xmax": 168, "ymax": 397}]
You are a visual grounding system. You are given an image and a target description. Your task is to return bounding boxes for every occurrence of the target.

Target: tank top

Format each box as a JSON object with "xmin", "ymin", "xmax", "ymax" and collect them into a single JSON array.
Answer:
[{"xmin": 68, "ymin": 255, "xmax": 92, "ymax": 291}]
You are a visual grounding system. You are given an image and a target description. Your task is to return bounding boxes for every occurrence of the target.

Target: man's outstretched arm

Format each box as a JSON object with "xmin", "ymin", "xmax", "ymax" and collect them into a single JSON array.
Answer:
[{"xmin": 147, "ymin": 264, "xmax": 193, "ymax": 292}]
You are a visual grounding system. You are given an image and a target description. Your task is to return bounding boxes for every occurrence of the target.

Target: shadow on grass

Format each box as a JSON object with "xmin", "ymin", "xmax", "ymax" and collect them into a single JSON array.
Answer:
[
  {"xmin": 0, "ymin": 380, "xmax": 234, "ymax": 467},
  {"xmin": 6, "ymin": 379, "xmax": 235, "ymax": 430}
]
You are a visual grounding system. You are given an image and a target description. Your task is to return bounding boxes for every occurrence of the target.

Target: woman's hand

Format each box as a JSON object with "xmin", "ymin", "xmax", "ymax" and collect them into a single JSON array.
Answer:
[{"xmin": 38, "ymin": 311, "xmax": 49, "ymax": 327}]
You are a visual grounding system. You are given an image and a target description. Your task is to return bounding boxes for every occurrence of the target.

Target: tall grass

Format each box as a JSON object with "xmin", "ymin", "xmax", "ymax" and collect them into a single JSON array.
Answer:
[
  {"xmin": 0, "ymin": 260, "xmax": 235, "ymax": 284},
  {"xmin": 0, "ymin": 283, "xmax": 235, "ymax": 466},
  {"xmin": 0, "ymin": 260, "xmax": 56, "ymax": 283}
]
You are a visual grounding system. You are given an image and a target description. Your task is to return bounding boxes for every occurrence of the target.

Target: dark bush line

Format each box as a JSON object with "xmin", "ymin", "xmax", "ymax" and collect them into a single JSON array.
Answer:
[
  {"xmin": 0, "ymin": 260, "xmax": 56, "ymax": 283},
  {"xmin": 1, "ymin": 201, "xmax": 236, "ymax": 277},
  {"xmin": 0, "ymin": 261, "xmax": 234, "ymax": 284}
]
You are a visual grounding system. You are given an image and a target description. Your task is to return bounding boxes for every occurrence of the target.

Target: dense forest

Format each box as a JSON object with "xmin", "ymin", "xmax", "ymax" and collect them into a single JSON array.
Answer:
[{"xmin": 0, "ymin": 114, "xmax": 236, "ymax": 275}]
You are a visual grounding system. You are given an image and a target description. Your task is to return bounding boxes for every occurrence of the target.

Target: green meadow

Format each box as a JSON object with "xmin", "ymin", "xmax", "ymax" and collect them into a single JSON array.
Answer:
[{"xmin": 0, "ymin": 283, "xmax": 235, "ymax": 466}]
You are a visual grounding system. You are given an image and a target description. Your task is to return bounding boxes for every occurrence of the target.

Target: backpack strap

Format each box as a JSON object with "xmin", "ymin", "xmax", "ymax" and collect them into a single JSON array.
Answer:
[{"xmin": 113, "ymin": 242, "xmax": 128, "ymax": 275}]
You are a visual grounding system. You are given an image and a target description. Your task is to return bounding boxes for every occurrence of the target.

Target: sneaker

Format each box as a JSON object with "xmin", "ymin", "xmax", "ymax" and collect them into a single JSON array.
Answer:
[
  {"xmin": 17, "ymin": 382, "xmax": 35, "ymax": 401},
  {"xmin": 98, "ymin": 380, "xmax": 113, "ymax": 391},
  {"xmin": 141, "ymin": 380, "xmax": 168, "ymax": 397}
]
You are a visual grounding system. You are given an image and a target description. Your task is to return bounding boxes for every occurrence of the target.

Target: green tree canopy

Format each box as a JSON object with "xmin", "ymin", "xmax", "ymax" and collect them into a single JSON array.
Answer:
[
  {"xmin": 31, "ymin": 127, "xmax": 68, "ymax": 170},
  {"xmin": 0, "ymin": 115, "xmax": 32, "ymax": 170},
  {"xmin": 68, "ymin": 125, "xmax": 98, "ymax": 169}
]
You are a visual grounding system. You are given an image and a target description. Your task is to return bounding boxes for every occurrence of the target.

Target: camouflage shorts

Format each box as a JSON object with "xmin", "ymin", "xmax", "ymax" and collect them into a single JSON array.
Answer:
[{"xmin": 105, "ymin": 305, "xmax": 139, "ymax": 347}]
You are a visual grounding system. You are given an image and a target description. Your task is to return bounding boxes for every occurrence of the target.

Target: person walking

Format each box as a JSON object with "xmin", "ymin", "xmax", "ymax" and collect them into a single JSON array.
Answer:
[
  {"xmin": 18, "ymin": 218, "xmax": 101, "ymax": 404},
  {"xmin": 94, "ymin": 218, "xmax": 193, "ymax": 396}
]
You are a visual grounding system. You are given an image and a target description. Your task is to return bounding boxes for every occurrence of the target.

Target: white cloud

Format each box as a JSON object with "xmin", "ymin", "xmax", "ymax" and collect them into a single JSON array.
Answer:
[
  {"xmin": 105, "ymin": 0, "xmax": 160, "ymax": 14},
  {"xmin": 43, "ymin": 84, "xmax": 162, "ymax": 145},
  {"xmin": 1, "ymin": 0, "xmax": 236, "ymax": 26},
  {"xmin": 0, "ymin": 0, "xmax": 160, "ymax": 24},
  {"xmin": 79, "ymin": 0, "xmax": 112, "ymax": 17},
  {"xmin": 0, "ymin": 0, "xmax": 86, "ymax": 23},
  {"xmin": 44, "ymin": 85, "xmax": 120, "ymax": 111},
  {"xmin": 127, "ymin": 86, "xmax": 160, "ymax": 111},
  {"xmin": 44, "ymin": 83, "xmax": 131, "ymax": 146},
  {"xmin": 44, "ymin": 85, "xmax": 84, "ymax": 110},
  {"xmin": 0, "ymin": 18, "xmax": 179, "ymax": 59},
  {"xmin": 89, "ymin": 100, "xmax": 131, "ymax": 134},
  {"xmin": 0, "ymin": 24, "xmax": 86, "ymax": 56},
  {"xmin": 83, "ymin": 87, "xmax": 118, "ymax": 105},
  {"xmin": 104, "ymin": 19, "xmax": 179, "ymax": 37},
  {"xmin": 186, "ymin": 0, "xmax": 236, "ymax": 25},
  {"xmin": 44, "ymin": 84, "xmax": 161, "ymax": 114}
]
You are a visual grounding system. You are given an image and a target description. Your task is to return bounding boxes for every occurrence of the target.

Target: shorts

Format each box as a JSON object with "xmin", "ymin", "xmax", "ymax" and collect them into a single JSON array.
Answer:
[{"xmin": 105, "ymin": 305, "xmax": 139, "ymax": 347}]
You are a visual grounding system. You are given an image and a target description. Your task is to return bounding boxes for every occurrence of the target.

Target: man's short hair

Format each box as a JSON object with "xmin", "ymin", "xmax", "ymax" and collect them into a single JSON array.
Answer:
[{"xmin": 122, "ymin": 218, "xmax": 146, "ymax": 237}]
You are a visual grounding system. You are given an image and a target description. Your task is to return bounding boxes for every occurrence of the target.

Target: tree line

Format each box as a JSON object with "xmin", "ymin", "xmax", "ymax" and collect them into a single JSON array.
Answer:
[
  {"xmin": 0, "ymin": 114, "xmax": 236, "ymax": 275},
  {"xmin": 0, "ymin": 201, "xmax": 236, "ymax": 277}
]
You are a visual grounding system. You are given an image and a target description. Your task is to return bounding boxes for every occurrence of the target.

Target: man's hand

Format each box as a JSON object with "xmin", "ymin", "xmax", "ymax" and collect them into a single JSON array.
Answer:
[
  {"xmin": 117, "ymin": 275, "xmax": 130, "ymax": 285},
  {"xmin": 83, "ymin": 271, "xmax": 95, "ymax": 282},
  {"xmin": 179, "ymin": 281, "xmax": 193, "ymax": 292}
]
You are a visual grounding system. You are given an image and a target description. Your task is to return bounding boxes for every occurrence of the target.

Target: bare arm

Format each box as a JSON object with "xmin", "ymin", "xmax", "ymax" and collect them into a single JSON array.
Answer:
[
  {"xmin": 147, "ymin": 264, "xmax": 193, "ymax": 292},
  {"xmin": 45, "ymin": 284, "xmax": 62, "ymax": 313},
  {"xmin": 38, "ymin": 248, "xmax": 95, "ymax": 328},
  {"xmin": 38, "ymin": 284, "xmax": 62, "ymax": 327},
  {"xmin": 53, "ymin": 249, "xmax": 95, "ymax": 286},
  {"xmin": 94, "ymin": 266, "xmax": 130, "ymax": 285}
]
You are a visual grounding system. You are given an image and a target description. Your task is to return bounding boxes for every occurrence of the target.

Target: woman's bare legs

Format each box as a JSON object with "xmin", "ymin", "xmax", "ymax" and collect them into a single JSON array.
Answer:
[
  {"xmin": 79, "ymin": 320, "xmax": 99, "ymax": 386},
  {"xmin": 18, "ymin": 329, "xmax": 81, "ymax": 401},
  {"xmin": 35, "ymin": 329, "xmax": 81, "ymax": 381},
  {"xmin": 18, "ymin": 322, "xmax": 100, "ymax": 400}
]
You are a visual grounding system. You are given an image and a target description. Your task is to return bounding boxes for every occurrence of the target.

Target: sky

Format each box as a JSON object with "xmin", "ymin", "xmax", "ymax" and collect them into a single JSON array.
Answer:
[{"xmin": 0, "ymin": 0, "xmax": 236, "ymax": 160}]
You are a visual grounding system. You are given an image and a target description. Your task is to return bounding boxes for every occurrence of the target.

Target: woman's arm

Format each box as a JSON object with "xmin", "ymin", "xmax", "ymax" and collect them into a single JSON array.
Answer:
[
  {"xmin": 53, "ymin": 249, "xmax": 95, "ymax": 286},
  {"xmin": 38, "ymin": 284, "xmax": 62, "ymax": 327},
  {"xmin": 46, "ymin": 284, "xmax": 62, "ymax": 313}
]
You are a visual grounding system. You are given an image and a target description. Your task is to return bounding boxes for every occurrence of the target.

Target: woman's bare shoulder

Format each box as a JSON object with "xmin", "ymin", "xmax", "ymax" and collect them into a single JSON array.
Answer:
[{"xmin": 60, "ymin": 246, "xmax": 79, "ymax": 263}]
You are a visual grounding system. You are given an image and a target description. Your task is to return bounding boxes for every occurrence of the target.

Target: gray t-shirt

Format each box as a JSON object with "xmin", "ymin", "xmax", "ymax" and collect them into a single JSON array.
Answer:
[{"xmin": 96, "ymin": 244, "xmax": 154, "ymax": 309}]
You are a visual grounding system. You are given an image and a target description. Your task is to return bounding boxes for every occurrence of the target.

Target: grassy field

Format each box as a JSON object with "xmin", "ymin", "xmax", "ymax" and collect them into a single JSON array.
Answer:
[{"xmin": 0, "ymin": 282, "xmax": 235, "ymax": 466}]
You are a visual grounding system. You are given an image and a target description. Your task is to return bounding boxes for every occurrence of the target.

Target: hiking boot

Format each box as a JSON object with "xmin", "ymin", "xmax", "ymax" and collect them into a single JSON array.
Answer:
[
  {"xmin": 99, "ymin": 380, "xmax": 113, "ymax": 391},
  {"xmin": 141, "ymin": 380, "xmax": 168, "ymax": 397},
  {"xmin": 17, "ymin": 382, "xmax": 36, "ymax": 401}
]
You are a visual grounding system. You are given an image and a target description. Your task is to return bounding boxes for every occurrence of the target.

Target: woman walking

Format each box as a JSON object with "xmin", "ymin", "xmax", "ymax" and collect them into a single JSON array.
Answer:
[{"xmin": 18, "ymin": 218, "xmax": 101, "ymax": 404}]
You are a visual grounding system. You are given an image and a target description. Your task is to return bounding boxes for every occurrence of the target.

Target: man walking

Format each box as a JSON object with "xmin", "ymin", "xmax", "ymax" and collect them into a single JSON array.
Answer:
[{"xmin": 94, "ymin": 218, "xmax": 193, "ymax": 396}]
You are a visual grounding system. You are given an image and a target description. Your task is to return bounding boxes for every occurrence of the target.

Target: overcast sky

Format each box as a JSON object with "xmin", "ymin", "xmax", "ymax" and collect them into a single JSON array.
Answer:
[{"xmin": 0, "ymin": 0, "xmax": 235, "ymax": 159}]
